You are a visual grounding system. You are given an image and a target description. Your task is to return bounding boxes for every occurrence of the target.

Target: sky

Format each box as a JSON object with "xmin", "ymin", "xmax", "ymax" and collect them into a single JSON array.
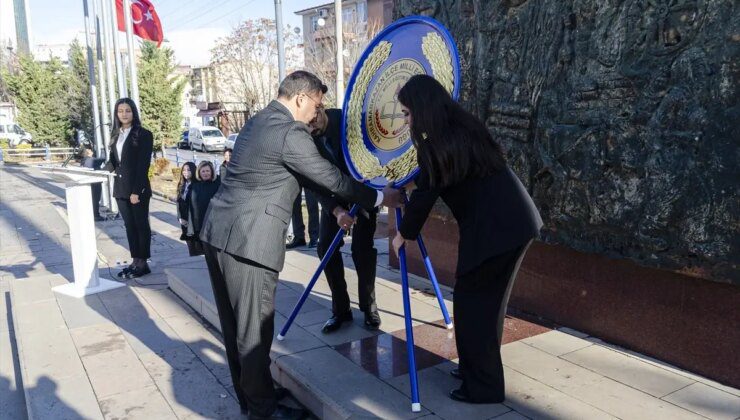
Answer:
[{"xmin": 28, "ymin": 0, "xmax": 328, "ymax": 66}]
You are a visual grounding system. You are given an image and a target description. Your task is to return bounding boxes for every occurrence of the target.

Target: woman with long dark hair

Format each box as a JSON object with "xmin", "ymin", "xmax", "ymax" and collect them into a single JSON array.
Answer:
[
  {"xmin": 393, "ymin": 75, "xmax": 543, "ymax": 404},
  {"xmin": 103, "ymin": 98, "xmax": 154, "ymax": 278},
  {"xmin": 177, "ymin": 162, "xmax": 199, "ymax": 255}
]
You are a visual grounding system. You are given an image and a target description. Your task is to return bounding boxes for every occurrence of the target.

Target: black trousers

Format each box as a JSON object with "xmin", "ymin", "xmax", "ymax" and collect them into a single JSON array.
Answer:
[
  {"xmin": 116, "ymin": 196, "xmax": 151, "ymax": 259},
  {"xmin": 454, "ymin": 240, "xmax": 532, "ymax": 402},
  {"xmin": 91, "ymin": 183, "xmax": 101, "ymax": 217},
  {"xmin": 291, "ymin": 188, "xmax": 319, "ymax": 242},
  {"xmin": 203, "ymin": 243, "xmax": 278, "ymax": 417},
  {"xmin": 317, "ymin": 208, "xmax": 378, "ymax": 314}
]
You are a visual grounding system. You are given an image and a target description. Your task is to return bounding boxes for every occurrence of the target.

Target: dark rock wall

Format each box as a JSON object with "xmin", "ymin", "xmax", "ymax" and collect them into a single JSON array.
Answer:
[{"xmin": 395, "ymin": 0, "xmax": 739, "ymax": 284}]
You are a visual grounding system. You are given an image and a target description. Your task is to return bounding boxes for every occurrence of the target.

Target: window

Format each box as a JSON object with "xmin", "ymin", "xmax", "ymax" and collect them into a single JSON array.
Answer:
[
  {"xmin": 201, "ymin": 129, "xmax": 224, "ymax": 138},
  {"xmin": 311, "ymin": 15, "xmax": 320, "ymax": 32},
  {"xmin": 342, "ymin": 6, "xmax": 355, "ymax": 24},
  {"xmin": 357, "ymin": 2, "xmax": 367, "ymax": 22},
  {"xmin": 0, "ymin": 125, "xmax": 5, "ymax": 133}
]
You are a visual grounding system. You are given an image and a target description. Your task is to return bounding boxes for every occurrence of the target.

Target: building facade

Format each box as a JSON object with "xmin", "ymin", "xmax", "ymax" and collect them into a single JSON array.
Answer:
[{"xmin": 0, "ymin": 0, "xmax": 32, "ymax": 54}]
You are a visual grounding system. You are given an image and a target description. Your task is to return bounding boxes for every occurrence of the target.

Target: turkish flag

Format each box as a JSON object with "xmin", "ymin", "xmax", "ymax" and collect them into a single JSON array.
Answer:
[{"xmin": 115, "ymin": 0, "xmax": 163, "ymax": 47}]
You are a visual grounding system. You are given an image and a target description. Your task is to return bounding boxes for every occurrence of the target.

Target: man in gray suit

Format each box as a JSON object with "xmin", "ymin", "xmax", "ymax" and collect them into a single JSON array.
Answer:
[{"xmin": 200, "ymin": 71, "xmax": 402, "ymax": 420}]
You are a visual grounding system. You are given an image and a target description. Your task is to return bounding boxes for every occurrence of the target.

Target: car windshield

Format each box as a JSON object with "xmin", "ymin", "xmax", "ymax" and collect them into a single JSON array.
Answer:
[
  {"xmin": 228, "ymin": 134, "xmax": 237, "ymax": 140},
  {"xmin": 202, "ymin": 129, "xmax": 223, "ymax": 138}
]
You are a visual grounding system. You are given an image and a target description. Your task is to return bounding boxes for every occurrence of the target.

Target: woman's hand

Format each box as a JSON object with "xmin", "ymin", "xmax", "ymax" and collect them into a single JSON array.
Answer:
[
  {"xmin": 392, "ymin": 232, "xmax": 407, "ymax": 257},
  {"xmin": 179, "ymin": 218, "xmax": 188, "ymax": 227},
  {"xmin": 130, "ymin": 193, "xmax": 140, "ymax": 204}
]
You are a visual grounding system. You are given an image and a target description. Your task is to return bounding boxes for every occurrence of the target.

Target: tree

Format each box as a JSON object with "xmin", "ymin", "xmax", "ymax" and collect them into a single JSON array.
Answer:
[
  {"xmin": 4, "ymin": 55, "xmax": 72, "ymax": 146},
  {"xmin": 67, "ymin": 40, "xmax": 94, "ymax": 140},
  {"xmin": 138, "ymin": 41, "xmax": 186, "ymax": 155},
  {"xmin": 210, "ymin": 18, "xmax": 303, "ymax": 126},
  {"xmin": 304, "ymin": 20, "xmax": 381, "ymax": 107}
]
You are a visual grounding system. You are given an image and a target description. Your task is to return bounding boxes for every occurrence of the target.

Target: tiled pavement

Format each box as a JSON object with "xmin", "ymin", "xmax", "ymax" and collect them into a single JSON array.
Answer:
[{"xmin": 2, "ymin": 164, "xmax": 740, "ymax": 419}]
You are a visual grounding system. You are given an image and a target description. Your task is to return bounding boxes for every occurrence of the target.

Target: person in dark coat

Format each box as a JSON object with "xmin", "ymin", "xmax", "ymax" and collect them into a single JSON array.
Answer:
[
  {"xmin": 81, "ymin": 147, "xmax": 106, "ymax": 221},
  {"xmin": 393, "ymin": 75, "xmax": 543, "ymax": 404},
  {"xmin": 187, "ymin": 160, "xmax": 220, "ymax": 256},
  {"xmin": 176, "ymin": 162, "xmax": 198, "ymax": 254},
  {"xmin": 103, "ymin": 97, "xmax": 154, "ymax": 279},
  {"xmin": 309, "ymin": 107, "xmax": 381, "ymax": 333}
]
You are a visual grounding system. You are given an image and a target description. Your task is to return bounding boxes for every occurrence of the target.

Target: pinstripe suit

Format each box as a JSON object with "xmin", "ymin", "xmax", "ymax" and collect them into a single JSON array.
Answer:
[{"xmin": 199, "ymin": 100, "xmax": 377, "ymax": 416}]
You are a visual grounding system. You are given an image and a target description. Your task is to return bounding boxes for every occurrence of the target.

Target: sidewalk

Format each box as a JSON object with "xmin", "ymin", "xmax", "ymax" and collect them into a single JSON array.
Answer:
[{"xmin": 2, "ymin": 164, "xmax": 739, "ymax": 419}]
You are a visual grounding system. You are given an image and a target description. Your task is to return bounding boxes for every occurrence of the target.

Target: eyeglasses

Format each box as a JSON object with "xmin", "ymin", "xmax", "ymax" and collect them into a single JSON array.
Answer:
[{"xmin": 301, "ymin": 93, "xmax": 323, "ymax": 109}]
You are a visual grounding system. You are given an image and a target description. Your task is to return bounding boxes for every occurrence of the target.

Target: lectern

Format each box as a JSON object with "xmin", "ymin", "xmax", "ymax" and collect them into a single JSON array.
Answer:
[{"xmin": 39, "ymin": 165, "xmax": 125, "ymax": 297}]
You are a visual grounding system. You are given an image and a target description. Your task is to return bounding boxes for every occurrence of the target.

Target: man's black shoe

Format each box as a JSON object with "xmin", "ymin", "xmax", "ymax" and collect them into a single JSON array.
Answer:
[
  {"xmin": 449, "ymin": 388, "xmax": 504, "ymax": 404},
  {"xmin": 248, "ymin": 404, "xmax": 307, "ymax": 419},
  {"xmin": 124, "ymin": 265, "xmax": 151, "ymax": 279},
  {"xmin": 275, "ymin": 387, "xmax": 291, "ymax": 400},
  {"xmin": 307, "ymin": 239, "xmax": 318, "ymax": 248},
  {"xmin": 94, "ymin": 215, "xmax": 105, "ymax": 222},
  {"xmin": 450, "ymin": 368, "xmax": 463, "ymax": 380},
  {"xmin": 285, "ymin": 238, "xmax": 307, "ymax": 249},
  {"xmin": 363, "ymin": 310, "xmax": 381, "ymax": 330},
  {"xmin": 321, "ymin": 311, "xmax": 353, "ymax": 333}
]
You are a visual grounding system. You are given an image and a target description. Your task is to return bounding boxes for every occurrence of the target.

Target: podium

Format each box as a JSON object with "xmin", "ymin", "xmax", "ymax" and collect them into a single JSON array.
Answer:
[{"xmin": 39, "ymin": 165, "xmax": 125, "ymax": 297}]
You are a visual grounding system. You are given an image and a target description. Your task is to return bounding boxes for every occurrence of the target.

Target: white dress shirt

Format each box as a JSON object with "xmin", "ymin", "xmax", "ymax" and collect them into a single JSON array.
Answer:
[{"xmin": 116, "ymin": 126, "xmax": 132, "ymax": 163}]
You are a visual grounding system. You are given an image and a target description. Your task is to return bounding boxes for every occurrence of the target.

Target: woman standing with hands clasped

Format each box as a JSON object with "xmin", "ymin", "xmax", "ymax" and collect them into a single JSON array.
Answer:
[
  {"xmin": 392, "ymin": 75, "xmax": 543, "ymax": 404},
  {"xmin": 176, "ymin": 162, "xmax": 199, "ymax": 255},
  {"xmin": 103, "ymin": 98, "xmax": 154, "ymax": 279}
]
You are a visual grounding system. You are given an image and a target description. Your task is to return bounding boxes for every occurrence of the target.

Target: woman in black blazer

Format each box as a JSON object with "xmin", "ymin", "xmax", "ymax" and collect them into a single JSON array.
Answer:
[
  {"xmin": 186, "ymin": 160, "xmax": 220, "ymax": 255},
  {"xmin": 176, "ymin": 162, "xmax": 199, "ymax": 254},
  {"xmin": 393, "ymin": 75, "xmax": 543, "ymax": 404},
  {"xmin": 103, "ymin": 98, "xmax": 154, "ymax": 278}
]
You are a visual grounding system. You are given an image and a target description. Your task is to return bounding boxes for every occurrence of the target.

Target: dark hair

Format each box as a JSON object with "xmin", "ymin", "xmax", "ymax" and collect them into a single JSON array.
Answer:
[
  {"xmin": 196, "ymin": 160, "xmax": 216, "ymax": 182},
  {"xmin": 177, "ymin": 162, "xmax": 197, "ymax": 195},
  {"xmin": 223, "ymin": 148, "xmax": 232, "ymax": 155},
  {"xmin": 397, "ymin": 75, "xmax": 506, "ymax": 188},
  {"xmin": 110, "ymin": 97, "xmax": 142, "ymax": 146},
  {"xmin": 277, "ymin": 71, "xmax": 328, "ymax": 99}
]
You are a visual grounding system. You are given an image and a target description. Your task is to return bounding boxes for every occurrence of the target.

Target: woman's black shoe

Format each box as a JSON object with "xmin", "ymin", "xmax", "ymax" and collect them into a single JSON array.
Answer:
[
  {"xmin": 117, "ymin": 265, "xmax": 134, "ymax": 278},
  {"xmin": 124, "ymin": 265, "xmax": 151, "ymax": 279},
  {"xmin": 449, "ymin": 388, "xmax": 504, "ymax": 404},
  {"xmin": 450, "ymin": 368, "xmax": 463, "ymax": 380}
]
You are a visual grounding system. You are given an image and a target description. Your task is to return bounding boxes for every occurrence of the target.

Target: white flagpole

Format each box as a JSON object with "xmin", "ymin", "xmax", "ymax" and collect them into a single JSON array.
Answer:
[
  {"xmin": 334, "ymin": 0, "xmax": 344, "ymax": 106},
  {"xmin": 123, "ymin": 0, "xmax": 140, "ymax": 106},
  {"xmin": 82, "ymin": 0, "xmax": 103, "ymax": 157},
  {"xmin": 110, "ymin": 0, "xmax": 127, "ymax": 97},
  {"xmin": 100, "ymin": 0, "xmax": 117, "ymax": 110},
  {"xmin": 92, "ymin": 0, "xmax": 112, "ymax": 149}
]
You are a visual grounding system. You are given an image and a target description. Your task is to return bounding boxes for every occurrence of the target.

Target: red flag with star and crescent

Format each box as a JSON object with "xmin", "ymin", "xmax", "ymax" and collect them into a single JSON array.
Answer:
[{"xmin": 115, "ymin": 0, "xmax": 163, "ymax": 47}]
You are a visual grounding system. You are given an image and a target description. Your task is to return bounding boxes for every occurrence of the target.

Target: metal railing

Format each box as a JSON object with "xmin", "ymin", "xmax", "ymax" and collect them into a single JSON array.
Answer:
[{"xmin": 0, "ymin": 146, "xmax": 76, "ymax": 163}]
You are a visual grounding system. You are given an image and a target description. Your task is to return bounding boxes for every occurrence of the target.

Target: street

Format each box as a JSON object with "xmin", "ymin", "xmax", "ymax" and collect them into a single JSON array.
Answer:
[{"xmin": 161, "ymin": 146, "xmax": 224, "ymax": 169}]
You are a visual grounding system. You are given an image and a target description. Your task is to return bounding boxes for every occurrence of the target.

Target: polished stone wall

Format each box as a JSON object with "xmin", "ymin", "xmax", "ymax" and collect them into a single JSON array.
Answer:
[{"xmin": 395, "ymin": 0, "xmax": 739, "ymax": 284}]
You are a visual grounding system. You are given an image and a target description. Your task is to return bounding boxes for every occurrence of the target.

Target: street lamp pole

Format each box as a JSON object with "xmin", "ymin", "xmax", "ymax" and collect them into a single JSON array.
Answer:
[
  {"xmin": 274, "ymin": 0, "xmax": 286, "ymax": 82},
  {"xmin": 334, "ymin": 0, "xmax": 344, "ymax": 106}
]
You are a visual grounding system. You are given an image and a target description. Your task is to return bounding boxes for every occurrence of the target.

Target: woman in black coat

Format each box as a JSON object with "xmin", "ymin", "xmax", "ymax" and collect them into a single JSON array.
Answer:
[
  {"xmin": 176, "ymin": 162, "xmax": 199, "ymax": 254},
  {"xmin": 392, "ymin": 75, "xmax": 543, "ymax": 404},
  {"xmin": 187, "ymin": 161, "xmax": 220, "ymax": 255},
  {"xmin": 103, "ymin": 98, "xmax": 154, "ymax": 278}
]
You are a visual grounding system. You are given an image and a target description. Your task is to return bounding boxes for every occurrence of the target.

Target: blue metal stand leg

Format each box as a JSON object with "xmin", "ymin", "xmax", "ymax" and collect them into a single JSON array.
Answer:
[
  {"xmin": 416, "ymin": 235, "xmax": 453, "ymax": 329},
  {"xmin": 396, "ymin": 207, "xmax": 421, "ymax": 412},
  {"xmin": 277, "ymin": 205, "xmax": 359, "ymax": 340}
]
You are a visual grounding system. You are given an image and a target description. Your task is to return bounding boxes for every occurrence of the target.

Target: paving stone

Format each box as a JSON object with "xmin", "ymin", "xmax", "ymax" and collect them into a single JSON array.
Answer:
[
  {"xmin": 662, "ymin": 382, "xmax": 740, "ymax": 420},
  {"xmin": 0, "ymin": 326, "xmax": 26, "ymax": 420},
  {"xmin": 25, "ymin": 374, "xmax": 103, "ymax": 420},
  {"xmin": 69, "ymin": 323, "xmax": 128, "ymax": 358},
  {"xmin": 489, "ymin": 411, "xmax": 529, "ymax": 419},
  {"xmin": 294, "ymin": 307, "xmax": 333, "ymax": 328},
  {"xmin": 22, "ymin": 328, "xmax": 85, "ymax": 383},
  {"xmin": 132, "ymin": 286, "xmax": 194, "ymax": 319},
  {"xmin": 303, "ymin": 317, "xmax": 382, "ymax": 347},
  {"xmin": 275, "ymin": 288, "xmax": 325, "ymax": 316},
  {"xmin": 562, "ymin": 344, "xmax": 696, "ymax": 398},
  {"xmin": 386, "ymin": 365, "xmax": 510, "ymax": 420},
  {"xmin": 276, "ymin": 346, "xmax": 429, "ymax": 419},
  {"xmin": 99, "ymin": 385, "xmax": 177, "ymax": 420},
  {"xmin": 54, "ymin": 293, "xmax": 114, "ymax": 329},
  {"xmin": 271, "ymin": 312, "xmax": 327, "ymax": 358},
  {"xmin": 502, "ymin": 342, "xmax": 702, "ymax": 419},
  {"xmin": 10, "ymin": 275, "xmax": 55, "ymax": 305},
  {"xmin": 81, "ymin": 348, "xmax": 155, "ymax": 398},
  {"xmin": 98, "ymin": 285, "xmax": 160, "ymax": 324},
  {"xmin": 521, "ymin": 330, "xmax": 593, "ymax": 357},
  {"xmin": 139, "ymin": 346, "xmax": 243, "ymax": 419}
]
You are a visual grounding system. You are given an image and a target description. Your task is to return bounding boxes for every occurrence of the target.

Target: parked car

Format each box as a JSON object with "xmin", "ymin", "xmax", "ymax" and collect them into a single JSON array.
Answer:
[
  {"xmin": 177, "ymin": 130, "xmax": 189, "ymax": 149},
  {"xmin": 0, "ymin": 123, "xmax": 33, "ymax": 147},
  {"xmin": 188, "ymin": 126, "xmax": 227, "ymax": 152},
  {"xmin": 225, "ymin": 133, "xmax": 237, "ymax": 150}
]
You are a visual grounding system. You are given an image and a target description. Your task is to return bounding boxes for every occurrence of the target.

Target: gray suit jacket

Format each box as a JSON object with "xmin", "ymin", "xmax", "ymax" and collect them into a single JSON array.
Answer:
[{"xmin": 199, "ymin": 100, "xmax": 377, "ymax": 272}]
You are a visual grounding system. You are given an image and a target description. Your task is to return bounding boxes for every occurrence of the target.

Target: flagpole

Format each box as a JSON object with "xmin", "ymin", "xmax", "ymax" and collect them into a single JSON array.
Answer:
[
  {"xmin": 334, "ymin": 0, "xmax": 344, "ymax": 106},
  {"xmin": 82, "ymin": 0, "xmax": 103, "ymax": 158},
  {"xmin": 123, "ymin": 0, "xmax": 140, "ymax": 106},
  {"xmin": 110, "ymin": 0, "xmax": 127, "ymax": 97},
  {"xmin": 274, "ymin": 0, "xmax": 286, "ymax": 82},
  {"xmin": 92, "ymin": 0, "xmax": 112, "ymax": 149},
  {"xmin": 100, "ymin": 0, "xmax": 117, "ymax": 110}
]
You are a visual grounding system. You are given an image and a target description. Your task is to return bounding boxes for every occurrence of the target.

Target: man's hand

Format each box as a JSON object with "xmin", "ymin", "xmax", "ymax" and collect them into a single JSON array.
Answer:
[
  {"xmin": 333, "ymin": 206, "xmax": 356, "ymax": 231},
  {"xmin": 380, "ymin": 183, "xmax": 403, "ymax": 208},
  {"xmin": 130, "ymin": 193, "xmax": 140, "ymax": 205},
  {"xmin": 392, "ymin": 232, "xmax": 407, "ymax": 257}
]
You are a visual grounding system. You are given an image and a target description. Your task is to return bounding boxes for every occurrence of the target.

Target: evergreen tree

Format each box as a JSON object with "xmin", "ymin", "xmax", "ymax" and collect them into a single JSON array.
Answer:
[
  {"xmin": 67, "ymin": 40, "xmax": 94, "ymax": 142},
  {"xmin": 5, "ymin": 56, "xmax": 72, "ymax": 146},
  {"xmin": 138, "ymin": 41, "xmax": 185, "ymax": 155}
]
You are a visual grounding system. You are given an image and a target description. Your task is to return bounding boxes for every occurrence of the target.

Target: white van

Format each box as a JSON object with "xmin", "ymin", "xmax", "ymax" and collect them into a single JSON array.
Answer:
[
  {"xmin": 188, "ymin": 126, "xmax": 226, "ymax": 152},
  {"xmin": 0, "ymin": 123, "xmax": 33, "ymax": 147}
]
